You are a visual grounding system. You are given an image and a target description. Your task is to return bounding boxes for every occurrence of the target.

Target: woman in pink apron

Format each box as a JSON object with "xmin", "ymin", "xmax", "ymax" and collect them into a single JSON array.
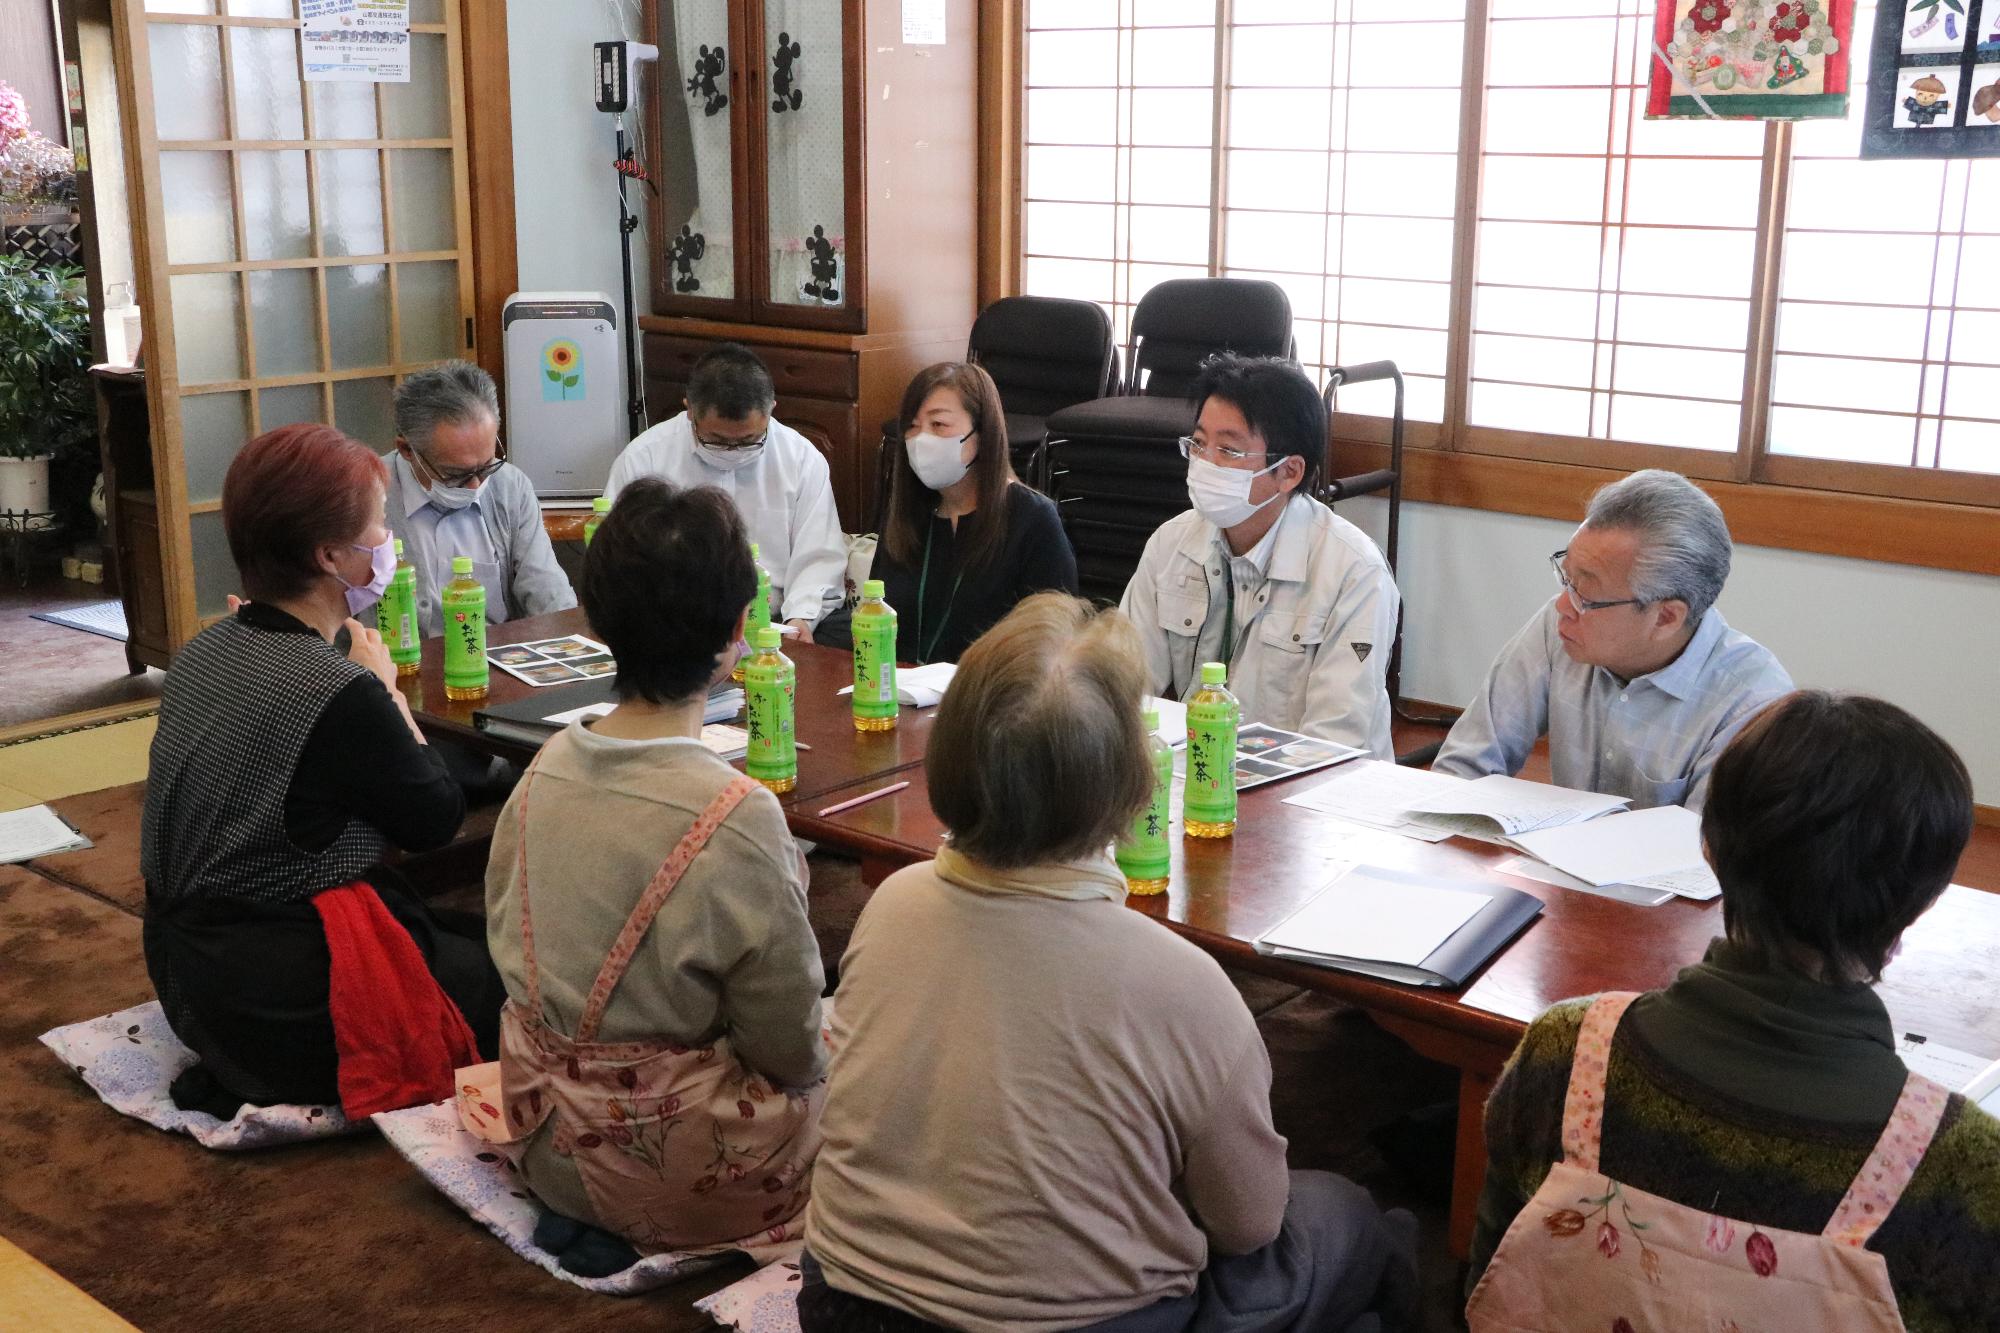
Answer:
[
  {"xmin": 1468, "ymin": 692, "xmax": 2000, "ymax": 1331},
  {"xmin": 462, "ymin": 481, "xmax": 830, "ymax": 1276}
]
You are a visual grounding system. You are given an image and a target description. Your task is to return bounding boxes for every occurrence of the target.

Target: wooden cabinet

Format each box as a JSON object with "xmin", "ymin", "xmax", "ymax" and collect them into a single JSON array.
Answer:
[{"xmin": 637, "ymin": 0, "xmax": 977, "ymax": 528}]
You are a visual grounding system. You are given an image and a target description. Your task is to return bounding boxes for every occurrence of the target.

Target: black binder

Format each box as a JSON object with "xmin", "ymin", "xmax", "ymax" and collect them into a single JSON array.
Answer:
[{"xmin": 1252, "ymin": 865, "xmax": 1544, "ymax": 989}]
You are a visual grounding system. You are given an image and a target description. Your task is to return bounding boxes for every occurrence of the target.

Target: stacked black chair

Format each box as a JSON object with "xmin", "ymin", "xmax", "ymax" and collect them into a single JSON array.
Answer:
[
  {"xmin": 965, "ymin": 295, "xmax": 1118, "ymax": 489},
  {"xmin": 1041, "ymin": 278, "xmax": 1295, "ymax": 603}
]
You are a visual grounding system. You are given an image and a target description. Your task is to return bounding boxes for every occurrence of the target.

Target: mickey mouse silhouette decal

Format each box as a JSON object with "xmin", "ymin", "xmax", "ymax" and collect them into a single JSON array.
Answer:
[
  {"xmin": 686, "ymin": 44, "xmax": 728, "ymax": 118},
  {"xmin": 669, "ymin": 226, "xmax": 706, "ymax": 294},
  {"xmin": 802, "ymin": 225, "xmax": 839, "ymax": 304},
  {"xmin": 772, "ymin": 32, "xmax": 804, "ymax": 112}
]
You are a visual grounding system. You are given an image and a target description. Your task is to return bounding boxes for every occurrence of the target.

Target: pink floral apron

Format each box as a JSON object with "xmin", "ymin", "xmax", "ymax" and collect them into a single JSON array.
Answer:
[
  {"xmin": 1467, "ymin": 992, "xmax": 1948, "ymax": 1333},
  {"xmin": 456, "ymin": 768, "xmax": 827, "ymax": 1261}
]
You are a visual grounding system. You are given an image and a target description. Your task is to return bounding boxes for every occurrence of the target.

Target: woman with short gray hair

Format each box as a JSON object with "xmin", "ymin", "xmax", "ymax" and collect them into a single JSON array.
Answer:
[{"xmin": 798, "ymin": 593, "xmax": 1417, "ymax": 1333}]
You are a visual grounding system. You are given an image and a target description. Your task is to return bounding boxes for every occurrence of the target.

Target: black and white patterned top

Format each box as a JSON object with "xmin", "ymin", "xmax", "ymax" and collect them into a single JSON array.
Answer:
[{"xmin": 141, "ymin": 611, "xmax": 388, "ymax": 905}]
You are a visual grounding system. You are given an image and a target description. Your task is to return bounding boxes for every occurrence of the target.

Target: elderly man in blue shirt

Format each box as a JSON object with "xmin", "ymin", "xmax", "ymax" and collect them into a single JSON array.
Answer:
[
  {"xmin": 385, "ymin": 360, "xmax": 576, "ymax": 638},
  {"xmin": 1433, "ymin": 469, "xmax": 1791, "ymax": 811}
]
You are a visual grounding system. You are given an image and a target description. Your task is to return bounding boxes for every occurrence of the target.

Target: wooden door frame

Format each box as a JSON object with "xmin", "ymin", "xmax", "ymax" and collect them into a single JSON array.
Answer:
[{"xmin": 461, "ymin": 2, "xmax": 516, "ymax": 398}]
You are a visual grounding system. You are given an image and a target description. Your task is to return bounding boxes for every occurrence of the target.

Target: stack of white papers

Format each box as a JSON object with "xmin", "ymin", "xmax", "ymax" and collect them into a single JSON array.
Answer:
[
  {"xmin": 837, "ymin": 661, "xmax": 958, "ymax": 707},
  {"xmin": 1281, "ymin": 761, "xmax": 1471, "ymax": 839},
  {"xmin": 1255, "ymin": 864, "xmax": 1487, "ymax": 979},
  {"xmin": 1897, "ymin": 1033, "xmax": 2000, "ymax": 1114},
  {"xmin": 0, "ymin": 805, "xmax": 91, "ymax": 864},
  {"xmin": 1510, "ymin": 804, "xmax": 1720, "ymax": 901},
  {"xmin": 543, "ymin": 687, "xmax": 743, "ymax": 730},
  {"xmin": 1405, "ymin": 774, "xmax": 1630, "ymax": 837}
]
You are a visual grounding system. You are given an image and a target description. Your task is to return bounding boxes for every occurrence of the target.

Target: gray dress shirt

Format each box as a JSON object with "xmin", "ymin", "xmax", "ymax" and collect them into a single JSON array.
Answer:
[
  {"xmin": 1433, "ymin": 602, "xmax": 1793, "ymax": 810},
  {"xmin": 383, "ymin": 453, "xmax": 577, "ymax": 638}
]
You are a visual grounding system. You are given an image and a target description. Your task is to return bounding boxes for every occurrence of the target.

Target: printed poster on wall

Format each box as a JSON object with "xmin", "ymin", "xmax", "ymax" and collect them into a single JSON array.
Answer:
[
  {"xmin": 301, "ymin": 0, "xmax": 410, "ymax": 84},
  {"xmin": 1648, "ymin": 0, "xmax": 1855, "ymax": 119},
  {"xmin": 1862, "ymin": 0, "xmax": 2000, "ymax": 155}
]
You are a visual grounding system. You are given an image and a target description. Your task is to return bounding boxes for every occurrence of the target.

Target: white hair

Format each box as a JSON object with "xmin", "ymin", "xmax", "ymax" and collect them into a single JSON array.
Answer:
[
  {"xmin": 394, "ymin": 360, "xmax": 500, "ymax": 454},
  {"xmin": 1582, "ymin": 469, "xmax": 1732, "ymax": 621}
]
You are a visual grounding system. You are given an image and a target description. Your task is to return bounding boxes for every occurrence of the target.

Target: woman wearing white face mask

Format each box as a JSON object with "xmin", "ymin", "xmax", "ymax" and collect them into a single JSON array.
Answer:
[
  {"xmin": 826, "ymin": 362, "xmax": 1078, "ymax": 664},
  {"xmin": 140, "ymin": 425, "xmax": 504, "ymax": 1122},
  {"xmin": 1119, "ymin": 354, "xmax": 1400, "ymax": 759}
]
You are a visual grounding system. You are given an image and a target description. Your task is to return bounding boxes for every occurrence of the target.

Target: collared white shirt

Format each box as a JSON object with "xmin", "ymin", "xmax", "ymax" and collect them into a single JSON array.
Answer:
[
  {"xmin": 1433, "ymin": 601, "xmax": 1794, "ymax": 810},
  {"xmin": 1120, "ymin": 493, "xmax": 1399, "ymax": 758},
  {"xmin": 604, "ymin": 411, "xmax": 847, "ymax": 625},
  {"xmin": 383, "ymin": 453, "xmax": 577, "ymax": 639}
]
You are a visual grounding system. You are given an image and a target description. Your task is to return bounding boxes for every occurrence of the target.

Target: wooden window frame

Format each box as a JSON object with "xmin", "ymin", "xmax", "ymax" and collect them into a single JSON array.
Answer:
[{"xmin": 990, "ymin": 0, "xmax": 2000, "ymax": 580}]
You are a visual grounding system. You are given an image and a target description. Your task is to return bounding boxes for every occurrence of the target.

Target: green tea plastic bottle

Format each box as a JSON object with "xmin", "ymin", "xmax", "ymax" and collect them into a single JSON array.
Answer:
[
  {"xmin": 743, "ymin": 624, "xmax": 797, "ymax": 794},
  {"xmin": 583, "ymin": 495, "xmax": 610, "ymax": 547},
  {"xmin": 376, "ymin": 538, "xmax": 420, "ymax": 676},
  {"xmin": 734, "ymin": 543, "xmax": 775, "ymax": 685},
  {"xmin": 1184, "ymin": 662, "xmax": 1239, "ymax": 839},
  {"xmin": 441, "ymin": 555, "xmax": 489, "ymax": 701},
  {"xmin": 850, "ymin": 578, "xmax": 898, "ymax": 733},
  {"xmin": 1115, "ymin": 706, "xmax": 1173, "ymax": 893}
]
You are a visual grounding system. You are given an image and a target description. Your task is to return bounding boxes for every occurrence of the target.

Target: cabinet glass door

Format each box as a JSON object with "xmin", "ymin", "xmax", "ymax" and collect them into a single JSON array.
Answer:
[
  {"xmin": 654, "ymin": 0, "xmax": 736, "ymax": 305},
  {"xmin": 761, "ymin": 0, "xmax": 847, "ymax": 311}
]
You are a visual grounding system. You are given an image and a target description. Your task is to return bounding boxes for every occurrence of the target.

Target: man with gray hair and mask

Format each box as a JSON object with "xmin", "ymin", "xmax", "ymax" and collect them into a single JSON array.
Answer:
[
  {"xmin": 1433, "ymin": 469, "xmax": 1791, "ymax": 811},
  {"xmin": 385, "ymin": 359, "xmax": 576, "ymax": 638}
]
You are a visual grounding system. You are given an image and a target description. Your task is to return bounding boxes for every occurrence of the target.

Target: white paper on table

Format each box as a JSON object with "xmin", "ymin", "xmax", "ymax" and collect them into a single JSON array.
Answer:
[
  {"xmin": 837, "ymin": 661, "xmax": 957, "ymax": 707},
  {"xmin": 1406, "ymin": 773, "xmax": 1629, "ymax": 836},
  {"xmin": 1282, "ymin": 760, "xmax": 1468, "ymax": 827},
  {"xmin": 0, "ymin": 805, "xmax": 90, "ymax": 864},
  {"xmin": 1494, "ymin": 854, "xmax": 1675, "ymax": 907},
  {"xmin": 699, "ymin": 723, "xmax": 749, "ymax": 760},
  {"xmin": 1624, "ymin": 862, "xmax": 1722, "ymax": 902},
  {"xmin": 1147, "ymin": 696, "xmax": 1187, "ymax": 747},
  {"xmin": 1257, "ymin": 864, "xmax": 1488, "ymax": 967},
  {"xmin": 1896, "ymin": 1033, "xmax": 1997, "ymax": 1090},
  {"xmin": 541, "ymin": 701, "xmax": 613, "ymax": 726},
  {"xmin": 1511, "ymin": 803, "xmax": 1704, "ymax": 887}
]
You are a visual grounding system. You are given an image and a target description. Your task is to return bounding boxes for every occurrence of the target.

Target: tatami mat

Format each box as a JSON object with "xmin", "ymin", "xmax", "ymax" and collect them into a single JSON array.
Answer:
[
  {"xmin": 0, "ymin": 783, "xmax": 38, "ymax": 814},
  {"xmin": 0, "ymin": 718, "xmax": 155, "ymax": 805}
]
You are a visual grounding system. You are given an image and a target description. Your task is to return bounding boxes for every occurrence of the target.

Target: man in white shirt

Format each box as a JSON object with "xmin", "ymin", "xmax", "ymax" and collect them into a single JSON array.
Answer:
[
  {"xmin": 605, "ymin": 343, "xmax": 847, "ymax": 638},
  {"xmin": 1433, "ymin": 469, "xmax": 1792, "ymax": 810},
  {"xmin": 1120, "ymin": 355, "xmax": 1399, "ymax": 758},
  {"xmin": 385, "ymin": 360, "xmax": 576, "ymax": 638}
]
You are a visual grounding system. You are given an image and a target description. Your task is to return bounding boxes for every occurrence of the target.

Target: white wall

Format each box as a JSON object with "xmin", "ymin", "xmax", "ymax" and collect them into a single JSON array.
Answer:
[
  {"xmin": 1340, "ymin": 498, "xmax": 2000, "ymax": 804},
  {"xmin": 507, "ymin": 1, "xmax": 650, "ymax": 409}
]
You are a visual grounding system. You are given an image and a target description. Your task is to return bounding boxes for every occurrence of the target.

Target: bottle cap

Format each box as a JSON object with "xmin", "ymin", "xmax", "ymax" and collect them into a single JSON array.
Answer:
[
  {"xmin": 862, "ymin": 579, "xmax": 885, "ymax": 599},
  {"xmin": 1200, "ymin": 661, "xmax": 1227, "ymax": 685},
  {"xmin": 754, "ymin": 625, "xmax": 782, "ymax": 650},
  {"xmin": 393, "ymin": 538, "xmax": 404, "ymax": 556},
  {"xmin": 451, "ymin": 555, "xmax": 475, "ymax": 575},
  {"xmin": 1143, "ymin": 706, "xmax": 1160, "ymax": 729},
  {"xmin": 592, "ymin": 496, "xmax": 610, "ymax": 514}
]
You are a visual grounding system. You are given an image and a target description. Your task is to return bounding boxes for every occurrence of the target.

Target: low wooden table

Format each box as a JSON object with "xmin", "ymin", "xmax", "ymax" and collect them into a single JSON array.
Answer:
[{"xmin": 404, "ymin": 610, "xmax": 2000, "ymax": 1258}]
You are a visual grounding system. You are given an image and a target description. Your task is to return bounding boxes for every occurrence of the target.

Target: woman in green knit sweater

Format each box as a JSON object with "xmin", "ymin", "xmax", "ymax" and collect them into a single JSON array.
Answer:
[{"xmin": 1470, "ymin": 690, "xmax": 2000, "ymax": 1332}]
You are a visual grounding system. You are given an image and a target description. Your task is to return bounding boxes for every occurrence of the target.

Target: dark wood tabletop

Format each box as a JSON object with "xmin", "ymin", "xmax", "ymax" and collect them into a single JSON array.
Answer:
[{"xmin": 399, "ymin": 609, "xmax": 936, "ymax": 804}]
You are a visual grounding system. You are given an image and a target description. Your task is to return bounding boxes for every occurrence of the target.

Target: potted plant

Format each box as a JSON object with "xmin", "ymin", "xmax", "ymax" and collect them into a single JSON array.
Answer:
[
  {"xmin": 0, "ymin": 80, "xmax": 80, "ymax": 267},
  {"xmin": 0, "ymin": 253, "xmax": 94, "ymax": 525}
]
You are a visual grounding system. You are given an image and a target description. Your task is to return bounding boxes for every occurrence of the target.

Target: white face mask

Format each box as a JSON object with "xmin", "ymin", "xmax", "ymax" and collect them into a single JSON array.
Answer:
[
  {"xmin": 1187, "ymin": 454, "xmax": 1286, "ymax": 529},
  {"xmin": 697, "ymin": 442, "xmax": 765, "ymax": 473},
  {"xmin": 905, "ymin": 430, "xmax": 973, "ymax": 491},
  {"xmin": 407, "ymin": 450, "xmax": 481, "ymax": 512}
]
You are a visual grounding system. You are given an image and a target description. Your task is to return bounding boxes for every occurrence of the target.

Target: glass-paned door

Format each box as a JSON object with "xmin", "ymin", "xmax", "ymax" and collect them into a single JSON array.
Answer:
[
  {"xmin": 655, "ymin": 0, "xmax": 738, "ymax": 304},
  {"xmin": 122, "ymin": 0, "xmax": 474, "ymax": 638},
  {"xmin": 761, "ymin": 0, "xmax": 848, "ymax": 313}
]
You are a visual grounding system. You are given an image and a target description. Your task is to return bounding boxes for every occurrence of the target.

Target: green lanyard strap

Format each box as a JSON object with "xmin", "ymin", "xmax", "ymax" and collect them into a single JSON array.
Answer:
[{"xmin": 916, "ymin": 523, "xmax": 965, "ymax": 664}]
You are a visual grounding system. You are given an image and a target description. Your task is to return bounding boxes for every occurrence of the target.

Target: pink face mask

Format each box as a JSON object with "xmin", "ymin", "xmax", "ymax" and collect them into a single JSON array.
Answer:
[{"xmin": 336, "ymin": 536, "xmax": 397, "ymax": 616}]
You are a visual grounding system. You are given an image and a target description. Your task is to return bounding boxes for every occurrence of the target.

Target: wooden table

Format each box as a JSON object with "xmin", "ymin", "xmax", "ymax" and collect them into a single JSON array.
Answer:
[{"xmin": 405, "ymin": 609, "xmax": 2000, "ymax": 1257}]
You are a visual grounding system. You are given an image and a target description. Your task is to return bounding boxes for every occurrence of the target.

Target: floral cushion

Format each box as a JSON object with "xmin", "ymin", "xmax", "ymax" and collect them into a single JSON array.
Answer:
[
  {"xmin": 694, "ymin": 1249, "xmax": 805, "ymax": 1333},
  {"xmin": 38, "ymin": 1001, "xmax": 356, "ymax": 1151}
]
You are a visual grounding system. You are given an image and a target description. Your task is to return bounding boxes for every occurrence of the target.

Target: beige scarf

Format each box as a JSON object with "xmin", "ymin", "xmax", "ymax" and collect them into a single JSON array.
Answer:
[{"xmin": 932, "ymin": 844, "xmax": 1126, "ymax": 904}]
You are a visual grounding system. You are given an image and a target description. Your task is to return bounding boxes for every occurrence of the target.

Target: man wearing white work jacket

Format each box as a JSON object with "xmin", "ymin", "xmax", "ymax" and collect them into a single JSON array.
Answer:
[
  {"xmin": 1120, "ymin": 354, "xmax": 1399, "ymax": 759},
  {"xmin": 605, "ymin": 342, "xmax": 847, "ymax": 637}
]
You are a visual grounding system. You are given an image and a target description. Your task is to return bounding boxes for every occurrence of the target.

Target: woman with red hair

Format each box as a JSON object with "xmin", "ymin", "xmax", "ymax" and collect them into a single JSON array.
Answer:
[{"xmin": 140, "ymin": 424, "xmax": 503, "ymax": 1119}]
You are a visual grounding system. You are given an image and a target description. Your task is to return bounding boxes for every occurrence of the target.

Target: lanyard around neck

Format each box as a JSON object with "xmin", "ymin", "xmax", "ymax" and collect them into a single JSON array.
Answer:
[{"xmin": 916, "ymin": 520, "xmax": 965, "ymax": 663}]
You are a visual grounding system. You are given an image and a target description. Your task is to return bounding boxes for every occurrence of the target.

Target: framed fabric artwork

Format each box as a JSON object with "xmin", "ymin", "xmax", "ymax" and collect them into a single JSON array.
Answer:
[
  {"xmin": 1648, "ymin": 1, "xmax": 1856, "ymax": 119},
  {"xmin": 1861, "ymin": 0, "xmax": 2000, "ymax": 155}
]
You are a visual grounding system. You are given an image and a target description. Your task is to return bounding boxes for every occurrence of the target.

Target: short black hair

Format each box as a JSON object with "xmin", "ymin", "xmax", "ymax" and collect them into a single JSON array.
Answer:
[
  {"xmin": 581, "ymin": 479, "xmax": 756, "ymax": 705},
  {"xmin": 1190, "ymin": 353, "xmax": 1326, "ymax": 494},
  {"xmin": 686, "ymin": 343, "xmax": 776, "ymax": 420},
  {"xmin": 1706, "ymin": 690, "xmax": 1973, "ymax": 985}
]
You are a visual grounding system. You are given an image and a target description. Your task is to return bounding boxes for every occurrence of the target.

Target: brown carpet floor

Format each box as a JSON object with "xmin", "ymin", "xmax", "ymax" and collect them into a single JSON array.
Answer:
[
  {"xmin": 0, "ymin": 580, "xmax": 162, "ymax": 731},
  {"xmin": 4, "ymin": 788, "xmax": 1470, "ymax": 1332}
]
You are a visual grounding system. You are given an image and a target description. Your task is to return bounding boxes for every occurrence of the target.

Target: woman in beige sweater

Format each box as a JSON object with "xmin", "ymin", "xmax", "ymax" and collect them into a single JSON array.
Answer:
[
  {"xmin": 800, "ymin": 594, "xmax": 1416, "ymax": 1332},
  {"xmin": 480, "ymin": 480, "xmax": 828, "ymax": 1277}
]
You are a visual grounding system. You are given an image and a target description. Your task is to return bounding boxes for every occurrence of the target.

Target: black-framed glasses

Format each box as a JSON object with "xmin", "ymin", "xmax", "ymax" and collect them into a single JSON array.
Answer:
[
  {"xmin": 694, "ymin": 431, "xmax": 769, "ymax": 451},
  {"xmin": 1177, "ymin": 435, "xmax": 1266, "ymax": 466},
  {"xmin": 414, "ymin": 451, "xmax": 506, "ymax": 489},
  {"xmin": 1549, "ymin": 549, "xmax": 1649, "ymax": 614}
]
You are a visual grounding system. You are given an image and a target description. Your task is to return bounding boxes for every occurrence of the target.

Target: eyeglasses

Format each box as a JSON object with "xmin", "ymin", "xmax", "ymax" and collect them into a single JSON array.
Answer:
[
  {"xmin": 1549, "ymin": 549, "xmax": 1649, "ymax": 614},
  {"xmin": 1178, "ymin": 435, "xmax": 1267, "ymax": 466},
  {"xmin": 694, "ymin": 432, "xmax": 768, "ymax": 451},
  {"xmin": 413, "ymin": 449, "xmax": 506, "ymax": 489}
]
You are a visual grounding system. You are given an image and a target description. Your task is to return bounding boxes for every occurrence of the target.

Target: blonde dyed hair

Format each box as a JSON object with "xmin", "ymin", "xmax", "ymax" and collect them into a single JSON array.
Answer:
[{"xmin": 926, "ymin": 593, "xmax": 1154, "ymax": 870}]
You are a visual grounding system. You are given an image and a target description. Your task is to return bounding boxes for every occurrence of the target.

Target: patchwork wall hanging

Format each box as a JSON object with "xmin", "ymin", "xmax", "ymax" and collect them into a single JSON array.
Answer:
[
  {"xmin": 1648, "ymin": 1, "xmax": 1856, "ymax": 119},
  {"xmin": 1861, "ymin": 0, "xmax": 2000, "ymax": 155}
]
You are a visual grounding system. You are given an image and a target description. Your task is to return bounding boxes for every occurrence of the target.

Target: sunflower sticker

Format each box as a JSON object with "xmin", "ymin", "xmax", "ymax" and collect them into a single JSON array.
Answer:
[{"xmin": 542, "ymin": 338, "xmax": 583, "ymax": 402}]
